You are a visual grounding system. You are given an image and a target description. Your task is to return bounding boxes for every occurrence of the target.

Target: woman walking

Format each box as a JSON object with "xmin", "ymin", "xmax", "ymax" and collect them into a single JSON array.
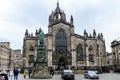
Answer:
[
  {"xmin": 23, "ymin": 69, "xmax": 27, "ymax": 79},
  {"xmin": 9, "ymin": 68, "xmax": 14, "ymax": 80}
]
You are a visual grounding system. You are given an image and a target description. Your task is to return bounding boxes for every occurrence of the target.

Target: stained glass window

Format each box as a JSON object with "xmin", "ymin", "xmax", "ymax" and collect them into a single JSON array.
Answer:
[
  {"xmin": 76, "ymin": 44, "xmax": 84, "ymax": 61},
  {"xmin": 55, "ymin": 28, "xmax": 67, "ymax": 53}
]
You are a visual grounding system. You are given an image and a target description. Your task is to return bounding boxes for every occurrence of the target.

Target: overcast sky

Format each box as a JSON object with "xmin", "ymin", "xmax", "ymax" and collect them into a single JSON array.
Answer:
[{"xmin": 0, "ymin": 0, "xmax": 120, "ymax": 52}]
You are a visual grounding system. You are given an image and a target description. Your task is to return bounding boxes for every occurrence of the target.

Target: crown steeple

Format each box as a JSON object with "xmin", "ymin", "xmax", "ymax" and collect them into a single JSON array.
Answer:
[{"xmin": 48, "ymin": 2, "xmax": 74, "ymax": 27}]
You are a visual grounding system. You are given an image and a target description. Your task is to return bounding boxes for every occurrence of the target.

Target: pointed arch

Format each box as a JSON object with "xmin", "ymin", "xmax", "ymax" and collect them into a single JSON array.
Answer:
[
  {"xmin": 58, "ymin": 56, "xmax": 66, "ymax": 70},
  {"xmin": 76, "ymin": 44, "xmax": 84, "ymax": 61},
  {"xmin": 55, "ymin": 28, "xmax": 67, "ymax": 53}
]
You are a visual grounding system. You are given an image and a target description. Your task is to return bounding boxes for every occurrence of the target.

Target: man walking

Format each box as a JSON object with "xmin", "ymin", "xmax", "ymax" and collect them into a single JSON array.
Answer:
[{"xmin": 13, "ymin": 69, "xmax": 19, "ymax": 80}]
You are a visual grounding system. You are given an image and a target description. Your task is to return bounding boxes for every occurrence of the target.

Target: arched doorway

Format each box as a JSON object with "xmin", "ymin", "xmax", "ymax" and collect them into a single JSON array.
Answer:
[{"xmin": 58, "ymin": 57, "xmax": 66, "ymax": 70}]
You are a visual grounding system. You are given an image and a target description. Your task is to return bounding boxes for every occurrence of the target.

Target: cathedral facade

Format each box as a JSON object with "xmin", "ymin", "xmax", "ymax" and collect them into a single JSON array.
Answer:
[{"xmin": 22, "ymin": 3, "xmax": 107, "ymax": 71}]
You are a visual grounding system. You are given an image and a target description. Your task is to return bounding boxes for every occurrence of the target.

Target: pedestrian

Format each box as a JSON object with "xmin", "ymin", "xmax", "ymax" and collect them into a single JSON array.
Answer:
[
  {"xmin": 13, "ymin": 68, "xmax": 19, "ymax": 80},
  {"xmin": 51, "ymin": 69, "xmax": 54, "ymax": 76},
  {"xmin": 9, "ymin": 68, "xmax": 14, "ymax": 80},
  {"xmin": 0, "ymin": 68, "xmax": 8, "ymax": 80},
  {"xmin": 23, "ymin": 69, "xmax": 27, "ymax": 79},
  {"xmin": 28, "ymin": 69, "xmax": 32, "ymax": 78},
  {"xmin": 50, "ymin": 69, "xmax": 54, "ymax": 77},
  {"xmin": 18, "ymin": 68, "xmax": 21, "ymax": 73}
]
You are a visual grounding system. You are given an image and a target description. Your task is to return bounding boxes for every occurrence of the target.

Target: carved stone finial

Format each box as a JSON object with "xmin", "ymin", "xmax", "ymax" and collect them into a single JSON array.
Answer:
[
  {"xmin": 70, "ymin": 15, "xmax": 73, "ymax": 25},
  {"xmin": 25, "ymin": 29, "xmax": 28, "ymax": 37},
  {"xmin": 97, "ymin": 33, "xmax": 101, "ymax": 39},
  {"xmin": 84, "ymin": 29, "xmax": 88, "ymax": 39},
  {"xmin": 57, "ymin": 1, "xmax": 59, "ymax": 8},
  {"xmin": 93, "ymin": 29, "xmax": 96, "ymax": 38},
  {"xmin": 35, "ymin": 29, "xmax": 38, "ymax": 35},
  {"xmin": 101, "ymin": 33, "xmax": 103, "ymax": 39},
  {"xmin": 28, "ymin": 33, "xmax": 30, "ymax": 37},
  {"xmin": 31, "ymin": 33, "xmax": 33, "ymax": 37}
]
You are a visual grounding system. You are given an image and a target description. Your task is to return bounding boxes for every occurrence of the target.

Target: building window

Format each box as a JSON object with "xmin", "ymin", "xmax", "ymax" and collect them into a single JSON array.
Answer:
[
  {"xmin": 76, "ymin": 44, "xmax": 84, "ymax": 61},
  {"xmin": 29, "ymin": 55, "xmax": 34, "ymax": 63},
  {"xmin": 89, "ymin": 45, "xmax": 94, "ymax": 62},
  {"xmin": 55, "ymin": 28, "xmax": 67, "ymax": 53},
  {"xmin": 89, "ymin": 54, "xmax": 94, "ymax": 62}
]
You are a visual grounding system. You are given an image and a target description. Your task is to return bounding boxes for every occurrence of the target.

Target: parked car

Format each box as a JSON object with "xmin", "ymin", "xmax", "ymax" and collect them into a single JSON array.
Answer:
[
  {"xmin": 84, "ymin": 70, "xmax": 99, "ymax": 79},
  {"xmin": 61, "ymin": 69, "xmax": 74, "ymax": 80}
]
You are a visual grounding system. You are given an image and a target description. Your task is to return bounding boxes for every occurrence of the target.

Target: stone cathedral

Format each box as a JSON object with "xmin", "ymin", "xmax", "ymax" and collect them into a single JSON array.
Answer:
[{"xmin": 22, "ymin": 2, "xmax": 107, "ymax": 71}]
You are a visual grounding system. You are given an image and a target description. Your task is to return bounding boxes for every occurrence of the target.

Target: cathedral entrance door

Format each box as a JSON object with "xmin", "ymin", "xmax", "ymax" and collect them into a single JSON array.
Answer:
[{"xmin": 58, "ymin": 57, "xmax": 65, "ymax": 70}]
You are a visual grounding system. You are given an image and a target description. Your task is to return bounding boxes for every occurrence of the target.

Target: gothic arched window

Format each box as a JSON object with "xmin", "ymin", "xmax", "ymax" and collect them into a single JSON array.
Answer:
[
  {"xmin": 88, "ymin": 45, "xmax": 94, "ymax": 62},
  {"xmin": 76, "ymin": 44, "xmax": 84, "ymax": 61},
  {"xmin": 55, "ymin": 28, "xmax": 67, "ymax": 53}
]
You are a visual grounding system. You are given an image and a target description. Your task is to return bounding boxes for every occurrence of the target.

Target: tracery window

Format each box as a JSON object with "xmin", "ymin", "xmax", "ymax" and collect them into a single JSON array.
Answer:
[
  {"xmin": 76, "ymin": 44, "xmax": 84, "ymax": 61},
  {"xmin": 55, "ymin": 28, "xmax": 67, "ymax": 53}
]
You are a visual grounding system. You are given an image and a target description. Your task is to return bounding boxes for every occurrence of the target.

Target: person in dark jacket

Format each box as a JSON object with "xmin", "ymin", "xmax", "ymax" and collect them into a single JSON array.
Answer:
[
  {"xmin": 28, "ymin": 69, "xmax": 32, "ymax": 78},
  {"xmin": 13, "ymin": 69, "xmax": 19, "ymax": 80},
  {"xmin": 0, "ymin": 68, "xmax": 8, "ymax": 80},
  {"xmin": 50, "ymin": 69, "xmax": 54, "ymax": 77}
]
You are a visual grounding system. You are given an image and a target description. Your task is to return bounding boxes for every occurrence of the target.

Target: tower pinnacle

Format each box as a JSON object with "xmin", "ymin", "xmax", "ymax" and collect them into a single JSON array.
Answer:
[{"xmin": 57, "ymin": 0, "xmax": 59, "ymax": 8}]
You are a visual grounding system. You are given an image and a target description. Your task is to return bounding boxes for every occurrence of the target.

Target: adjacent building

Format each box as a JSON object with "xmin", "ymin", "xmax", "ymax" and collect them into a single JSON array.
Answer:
[
  {"xmin": 0, "ymin": 42, "xmax": 11, "ymax": 68},
  {"xmin": 22, "ymin": 2, "xmax": 107, "ymax": 71},
  {"xmin": 13, "ymin": 49, "xmax": 22, "ymax": 68},
  {"xmin": 106, "ymin": 52, "xmax": 113, "ymax": 70},
  {"xmin": 111, "ymin": 39, "xmax": 120, "ymax": 72},
  {"xmin": 0, "ymin": 42, "xmax": 22, "ymax": 69}
]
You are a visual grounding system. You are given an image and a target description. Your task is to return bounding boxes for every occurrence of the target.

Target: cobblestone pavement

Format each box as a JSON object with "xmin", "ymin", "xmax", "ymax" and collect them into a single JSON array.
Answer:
[{"xmin": 9, "ymin": 73, "xmax": 120, "ymax": 80}]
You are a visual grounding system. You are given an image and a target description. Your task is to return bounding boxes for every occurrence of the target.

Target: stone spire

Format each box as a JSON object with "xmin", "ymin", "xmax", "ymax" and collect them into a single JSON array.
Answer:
[
  {"xmin": 35, "ymin": 29, "xmax": 38, "ymax": 36},
  {"xmin": 93, "ymin": 29, "xmax": 96, "ymax": 38},
  {"xmin": 101, "ymin": 33, "xmax": 103, "ymax": 39},
  {"xmin": 25, "ymin": 29, "xmax": 28, "ymax": 37},
  {"xmin": 97, "ymin": 33, "xmax": 101, "ymax": 39},
  {"xmin": 57, "ymin": 1, "xmax": 59, "ymax": 9},
  {"xmin": 28, "ymin": 33, "xmax": 30, "ymax": 37},
  {"xmin": 31, "ymin": 33, "xmax": 33, "ymax": 37},
  {"xmin": 70, "ymin": 15, "xmax": 74, "ymax": 25},
  {"xmin": 84, "ymin": 29, "xmax": 88, "ymax": 39},
  {"xmin": 55, "ymin": 1, "xmax": 60, "ymax": 15}
]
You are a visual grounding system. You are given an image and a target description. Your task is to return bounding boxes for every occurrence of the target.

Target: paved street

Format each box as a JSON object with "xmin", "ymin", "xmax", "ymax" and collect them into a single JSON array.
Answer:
[{"xmin": 9, "ymin": 73, "xmax": 120, "ymax": 80}]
